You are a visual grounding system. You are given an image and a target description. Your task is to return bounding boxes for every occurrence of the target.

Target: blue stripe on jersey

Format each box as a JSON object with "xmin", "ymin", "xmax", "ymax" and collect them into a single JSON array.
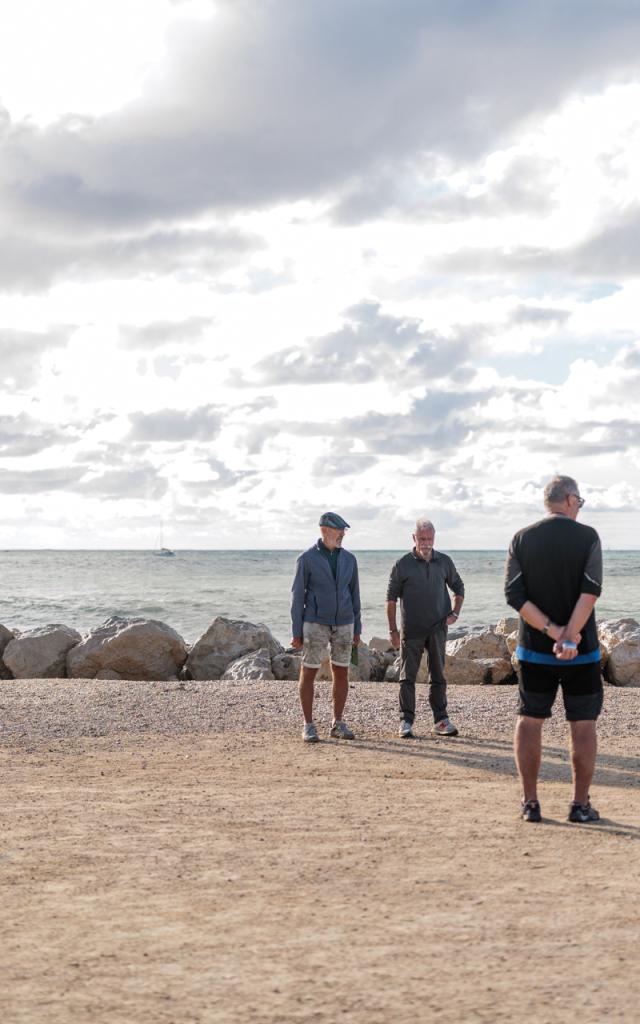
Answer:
[{"xmin": 516, "ymin": 645, "xmax": 601, "ymax": 666}]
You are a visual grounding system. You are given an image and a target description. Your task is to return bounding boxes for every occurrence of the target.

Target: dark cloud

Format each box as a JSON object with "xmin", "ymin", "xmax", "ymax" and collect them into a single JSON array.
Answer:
[
  {"xmin": 0, "ymin": 328, "xmax": 70, "ymax": 388},
  {"xmin": 128, "ymin": 405, "xmax": 222, "ymax": 442},
  {"xmin": 241, "ymin": 300, "xmax": 476, "ymax": 386},
  {"xmin": 0, "ymin": 226, "xmax": 260, "ymax": 292},
  {"xmin": 3, "ymin": 1, "xmax": 640, "ymax": 238}
]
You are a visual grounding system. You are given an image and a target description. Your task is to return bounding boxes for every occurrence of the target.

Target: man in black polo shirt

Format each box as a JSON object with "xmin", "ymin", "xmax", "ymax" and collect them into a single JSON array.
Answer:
[
  {"xmin": 387, "ymin": 518, "xmax": 464, "ymax": 738},
  {"xmin": 505, "ymin": 475, "xmax": 603, "ymax": 824}
]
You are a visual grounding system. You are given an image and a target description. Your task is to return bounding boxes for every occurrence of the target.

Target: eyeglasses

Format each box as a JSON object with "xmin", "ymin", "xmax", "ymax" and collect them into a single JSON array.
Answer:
[{"xmin": 569, "ymin": 493, "xmax": 585, "ymax": 508}]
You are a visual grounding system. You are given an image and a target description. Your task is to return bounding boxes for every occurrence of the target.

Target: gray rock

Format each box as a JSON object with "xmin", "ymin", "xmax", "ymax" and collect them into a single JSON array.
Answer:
[
  {"xmin": 598, "ymin": 618, "xmax": 640, "ymax": 686},
  {"xmin": 0, "ymin": 623, "xmax": 15, "ymax": 679},
  {"xmin": 444, "ymin": 656, "xmax": 516, "ymax": 686},
  {"xmin": 496, "ymin": 617, "xmax": 519, "ymax": 636},
  {"xmin": 272, "ymin": 651, "xmax": 302, "ymax": 680},
  {"xmin": 368, "ymin": 636, "xmax": 393, "ymax": 653},
  {"xmin": 225, "ymin": 647, "xmax": 275, "ymax": 681},
  {"xmin": 447, "ymin": 629, "xmax": 511, "ymax": 661},
  {"xmin": 67, "ymin": 616, "xmax": 187, "ymax": 681},
  {"xmin": 3, "ymin": 624, "xmax": 82, "ymax": 679},
  {"xmin": 187, "ymin": 616, "xmax": 283, "ymax": 680},
  {"xmin": 94, "ymin": 668, "xmax": 122, "ymax": 680}
]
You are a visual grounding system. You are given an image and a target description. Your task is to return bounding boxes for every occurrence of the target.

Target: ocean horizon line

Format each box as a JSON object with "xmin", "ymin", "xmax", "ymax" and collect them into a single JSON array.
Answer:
[{"xmin": 2, "ymin": 547, "xmax": 639, "ymax": 554}]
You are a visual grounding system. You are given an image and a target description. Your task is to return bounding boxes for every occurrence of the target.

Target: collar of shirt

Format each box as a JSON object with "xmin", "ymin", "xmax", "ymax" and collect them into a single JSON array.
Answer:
[{"xmin": 411, "ymin": 546, "xmax": 438, "ymax": 562}]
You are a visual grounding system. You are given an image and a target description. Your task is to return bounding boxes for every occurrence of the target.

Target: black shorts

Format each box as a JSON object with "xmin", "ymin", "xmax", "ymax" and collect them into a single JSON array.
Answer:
[{"xmin": 517, "ymin": 660, "xmax": 603, "ymax": 721}]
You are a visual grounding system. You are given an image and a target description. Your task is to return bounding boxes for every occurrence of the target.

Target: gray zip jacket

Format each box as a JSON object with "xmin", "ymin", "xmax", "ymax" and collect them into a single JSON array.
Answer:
[{"xmin": 291, "ymin": 541, "xmax": 362, "ymax": 639}]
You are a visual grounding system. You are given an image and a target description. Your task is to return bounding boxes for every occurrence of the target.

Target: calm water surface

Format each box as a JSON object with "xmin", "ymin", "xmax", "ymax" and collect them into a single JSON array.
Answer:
[{"xmin": 2, "ymin": 549, "xmax": 638, "ymax": 645}]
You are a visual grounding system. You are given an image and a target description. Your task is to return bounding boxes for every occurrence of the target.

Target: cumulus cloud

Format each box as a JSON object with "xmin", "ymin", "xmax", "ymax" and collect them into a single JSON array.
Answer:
[
  {"xmin": 0, "ymin": 466, "xmax": 86, "ymax": 494},
  {"xmin": 0, "ymin": 328, "xmax": 70, "ymax": 387},
  {"xmin": 241, "ymin": 300, "xmax": 477, "ymax": 386},
  {"xmin": 3, "ymin": 1, "xmax": 640, "ymax": 239},
  {"xmin": 0, "ymin": 225, "xmax": 259, "ymax": 292},
  {"xmin": 436, "ymin": 206, "xmax": 640, "ymax": 281},
  {"xmin": 312, "ymin": 454, "xmax": 379, "ymax": 478},
  {"xmin": 119, "ymin": 316, "xmax": 214, "ymax": 350},
  {"xmin": 0, "ymin": 413, "xmax": 70, "ymax": 456},
  {"xmin": 128, "ymin": 405, "xmax": 222, "ymax": 442},
  {"xmin": 77, "ymin": 464, "xmax": 168, "ymax": 500},
  {"xmin": 330, "ymin": 154, "xmax": 557, "ymax": 225}
]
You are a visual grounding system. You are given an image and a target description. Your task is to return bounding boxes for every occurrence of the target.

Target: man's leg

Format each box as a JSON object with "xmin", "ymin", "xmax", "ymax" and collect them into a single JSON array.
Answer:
[
  {"xmin": 568, "ymin": 720, "xmax": 597, "ymax": 805},
  {"xmin": 514, "ymin": 716, "xmax": 544, "ymax": 802},
  {"xmin": 425, "ymin": 629, "xmax": 448, "ymax": 723},
  {"xmin": 299, "ymin": 665, "xmax": 318, "ymax": 723},
  {"xmin": 331, "ymin": 664, "xmax": 349, "ymax": 722},
  {"xmin": 399, "ymin": 638, "xmax": 424, "ymax": 723}
]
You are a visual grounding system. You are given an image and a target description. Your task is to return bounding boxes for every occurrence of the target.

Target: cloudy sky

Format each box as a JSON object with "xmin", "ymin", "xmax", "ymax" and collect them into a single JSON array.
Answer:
[{"xmin": 2, "ymin": 0, "xmax": 640, "ymax": 549}]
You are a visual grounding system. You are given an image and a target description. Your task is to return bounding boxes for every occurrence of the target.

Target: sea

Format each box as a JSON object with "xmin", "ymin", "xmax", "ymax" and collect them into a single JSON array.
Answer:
[{"xmin": 2, "ymin": 550, "xmax": 639, "ymax": 646}]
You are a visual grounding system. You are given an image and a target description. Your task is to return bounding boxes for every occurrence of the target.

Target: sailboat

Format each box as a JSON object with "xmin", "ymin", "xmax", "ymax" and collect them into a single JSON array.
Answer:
[{"xmin": 153, "ymin": 521, "xmax": 175, "ymax": 557}]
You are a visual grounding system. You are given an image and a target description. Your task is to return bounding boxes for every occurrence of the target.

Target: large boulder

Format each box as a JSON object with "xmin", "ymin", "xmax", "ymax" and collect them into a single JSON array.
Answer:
[
  {"xmin": 3, "ymin": 624, "xmax": 81, "ymax": 679},
  {"xmin": 225, "ymin": 647, "xmax": 275, "ymax": 681},
  {"xmin": 67, "ymin": 616, "xmax": 187, "ymax": 681},
  {"xmin": 187, "ymin": 616, "xmax": 283, "ymax": 680},
  {"xmin": 0, "ymin": 623, "xmax": 15, "ymax": 679},
  {"xmin": 598, "ymin": 619, "xmax": 640, "ymax": 686},
  {"xmin": 272, "ymin": 651, "xmax": 302, "ymax": 680},
  {"xmin": 496, "ymin": 616, "xmax": 519, "ymax": 636},
  {"xmin": 444, "ymin": 656, "xmax": 515, "ymax": 686},
  {"xmin": 447, "ymin": 629, "xmax": 511, "ymax": 661}
]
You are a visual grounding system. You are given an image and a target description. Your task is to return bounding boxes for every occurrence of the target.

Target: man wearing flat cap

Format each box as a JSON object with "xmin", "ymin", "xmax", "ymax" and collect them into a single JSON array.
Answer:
[{"xmin": 291, "ymin": 512, "xmax": 362, "ymax": 742}]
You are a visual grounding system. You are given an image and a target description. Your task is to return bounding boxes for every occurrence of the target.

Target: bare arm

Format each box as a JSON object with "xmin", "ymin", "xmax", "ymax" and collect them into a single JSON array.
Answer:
[{"xmin": 517, "ymin": 600, "xmax": 564, "ymax": 643}]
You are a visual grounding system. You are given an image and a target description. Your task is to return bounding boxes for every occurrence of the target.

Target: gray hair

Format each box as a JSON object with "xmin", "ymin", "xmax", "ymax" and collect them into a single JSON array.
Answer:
[
  {"xmin": 414, "ymin": 518, "xmax": 435, "ymax": 532},
  {"xmin": 543, "ymin": 475, "xmax": 579, "ymax": 507}
]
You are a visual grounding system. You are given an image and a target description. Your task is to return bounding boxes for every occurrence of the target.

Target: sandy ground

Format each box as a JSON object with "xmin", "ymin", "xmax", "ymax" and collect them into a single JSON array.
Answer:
[{"xmin": 1, "ymin": 680, "xmax": 639, "ymax": 1024}]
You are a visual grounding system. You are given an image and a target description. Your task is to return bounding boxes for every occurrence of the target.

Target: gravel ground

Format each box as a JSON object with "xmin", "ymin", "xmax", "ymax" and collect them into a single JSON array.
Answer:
[{"xmin": 0, "ymin": 677, "xmax": 638, "ymax": 745}]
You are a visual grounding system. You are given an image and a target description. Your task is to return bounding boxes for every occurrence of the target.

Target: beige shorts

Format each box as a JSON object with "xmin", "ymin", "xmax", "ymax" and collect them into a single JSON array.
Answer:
[{"xmin": 302, "ymin": 622, "xmax": 354, "ymax": 668}]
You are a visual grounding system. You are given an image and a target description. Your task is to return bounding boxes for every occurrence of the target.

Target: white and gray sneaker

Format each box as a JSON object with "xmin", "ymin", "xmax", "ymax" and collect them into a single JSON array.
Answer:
[
  {"xmin": 399, "ymin": 718, "xmax": 414, "ymax": 739},
  {"xmin": 433, "ymin": 717, "xmax": 458, "ymax": 736},
  {"xmin": 302, "ymin": 722, "xmax": 319, "ymax": 743},
  {"xmin": 330, "ymin": 719, "xmax": 355, "ymax": 739}
]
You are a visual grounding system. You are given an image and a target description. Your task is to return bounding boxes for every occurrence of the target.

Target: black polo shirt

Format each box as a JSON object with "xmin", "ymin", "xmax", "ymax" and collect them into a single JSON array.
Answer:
[{"xmin": 387, "ymin": 548, "xmax": 465, "ymax": 639}]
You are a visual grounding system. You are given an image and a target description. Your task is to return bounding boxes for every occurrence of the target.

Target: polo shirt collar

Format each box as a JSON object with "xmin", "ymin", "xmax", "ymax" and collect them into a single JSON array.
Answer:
[{"xmin": 411, "ymin": 546, "xmax": 438, "ymax": 562}]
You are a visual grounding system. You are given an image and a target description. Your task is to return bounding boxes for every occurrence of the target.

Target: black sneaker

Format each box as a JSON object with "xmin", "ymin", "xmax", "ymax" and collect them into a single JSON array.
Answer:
[
  {"xmin": 521, "ymin": 799, "xmax": 542, "ymax": 822},
  {"xmin": 568, "ymin": 800, "xmax": 600, "ymax": 823}
]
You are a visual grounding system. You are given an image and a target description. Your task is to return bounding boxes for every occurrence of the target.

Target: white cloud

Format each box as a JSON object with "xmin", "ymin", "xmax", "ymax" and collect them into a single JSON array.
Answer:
[{"xmin": 2, "ymin": 2, "xmax": 640, "ymax": 547}]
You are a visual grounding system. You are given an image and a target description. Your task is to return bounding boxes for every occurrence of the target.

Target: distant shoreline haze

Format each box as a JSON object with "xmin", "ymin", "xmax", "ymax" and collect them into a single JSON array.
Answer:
[{"xmin": 2, "ymin": 551, "xmax": 638, "ymax": 646}]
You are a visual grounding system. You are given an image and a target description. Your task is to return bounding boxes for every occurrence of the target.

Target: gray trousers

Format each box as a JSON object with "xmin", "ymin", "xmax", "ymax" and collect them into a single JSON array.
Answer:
[{"xmin": 399, "ymin": 629, "xmax": 448, "ymax": 724}]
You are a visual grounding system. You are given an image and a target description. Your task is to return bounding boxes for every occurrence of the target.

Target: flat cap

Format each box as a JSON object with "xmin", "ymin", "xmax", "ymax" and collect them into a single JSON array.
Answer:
[{"xmin": 318, "ymin": 512, "xmax": 350, "ymax": 529}]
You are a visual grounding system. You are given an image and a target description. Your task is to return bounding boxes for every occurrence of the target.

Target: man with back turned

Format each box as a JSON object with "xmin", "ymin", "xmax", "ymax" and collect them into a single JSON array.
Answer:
[
  {"xmin": 505, "ymin": 475, "xmax": 603, "ymax": 823},
  {"xmin": 387, "ymin": 518, "xmax": 464, "ymax": 738}
]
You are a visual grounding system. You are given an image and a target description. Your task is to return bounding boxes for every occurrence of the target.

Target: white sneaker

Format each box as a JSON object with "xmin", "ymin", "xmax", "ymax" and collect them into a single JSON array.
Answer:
[
  {"xmin": 330, "ymin": 720, "xmax": 355, "ymax": 739},
  {"xmin": 399, "ymin": 719, "xmax": 414, "ymax": 738},
  {"xmin": 433, "ymin": 718, "xmax": 458, "ymax": 736},
  {"xmin": 302, "ymin": 722, "xmax": 319, "ymax": 743}
]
